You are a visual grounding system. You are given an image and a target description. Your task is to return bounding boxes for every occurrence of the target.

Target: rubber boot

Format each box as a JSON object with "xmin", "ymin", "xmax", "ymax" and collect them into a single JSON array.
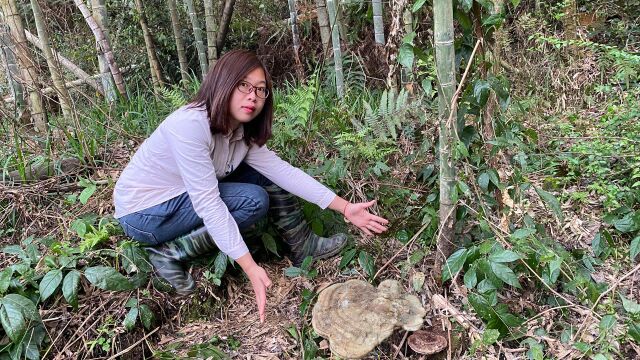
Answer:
[
  {"xmin": 146, "ymin": 226, "xmax": 216, "ymax": 295},
  {"xmin": 265, "ymin": 184, "xmax": 347, "ymax": 267}
]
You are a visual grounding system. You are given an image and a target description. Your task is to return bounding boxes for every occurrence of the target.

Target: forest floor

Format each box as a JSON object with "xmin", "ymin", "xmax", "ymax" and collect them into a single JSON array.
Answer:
[{"xmin": 3, "ymin": 93, "xmax": 639, "ymax": 359}]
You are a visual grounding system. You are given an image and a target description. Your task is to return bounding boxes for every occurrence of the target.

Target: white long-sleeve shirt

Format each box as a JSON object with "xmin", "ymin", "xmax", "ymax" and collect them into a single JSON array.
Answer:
[{"xmin": 113, "ymin": 105, "xmax": 336, "ymax": 259}]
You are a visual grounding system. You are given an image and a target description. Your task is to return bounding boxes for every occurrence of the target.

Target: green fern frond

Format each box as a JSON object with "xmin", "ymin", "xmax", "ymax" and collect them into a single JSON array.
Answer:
[{"xmin": 159, "ymin": 86, "xmax": 188, "ymax": 108}]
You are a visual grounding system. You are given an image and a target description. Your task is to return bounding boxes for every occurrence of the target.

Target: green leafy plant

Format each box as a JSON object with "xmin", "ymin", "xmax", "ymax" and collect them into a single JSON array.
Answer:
[
  {"xmin": 284, "ymin": 256, "xmax": 317, "ymax": 280},
  {"xmin": 0, "ymin": 235, "xmax": 151, "ymax": 358},
  {"xmin": 123, "ymin": 298, "xmax": 155, "ymax": 331}
]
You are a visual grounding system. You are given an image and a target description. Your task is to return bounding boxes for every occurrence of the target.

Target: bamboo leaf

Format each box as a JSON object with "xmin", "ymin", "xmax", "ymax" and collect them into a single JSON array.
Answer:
[
  {"xmin": 39, "ymin": 269, "xmax": 63, "ymax": 301},
  {"xmin": 412, "ymin": 0, "xmax": 428, "ymax": 12}
]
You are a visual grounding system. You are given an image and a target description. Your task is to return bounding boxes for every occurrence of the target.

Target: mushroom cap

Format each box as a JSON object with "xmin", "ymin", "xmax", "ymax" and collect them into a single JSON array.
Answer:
[
  {"xmin": 407, "ymin": 330, "xmax": 448, "ymax": 355},
  {"xmin": 312, "ymin": 279, "xmax": 426, "ymax": 359}
]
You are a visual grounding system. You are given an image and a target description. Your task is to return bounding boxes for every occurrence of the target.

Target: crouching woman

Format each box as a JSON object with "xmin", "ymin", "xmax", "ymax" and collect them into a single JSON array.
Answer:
[{"xmin": 113, "ymin": 50, "xmax": 389, "ymax": 322}]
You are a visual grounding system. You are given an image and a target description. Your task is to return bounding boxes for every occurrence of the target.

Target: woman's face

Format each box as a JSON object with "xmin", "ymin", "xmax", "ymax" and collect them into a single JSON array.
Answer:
[{"xmin": 228, "ymin": 67, "xmax": 267, "ymax": 129}]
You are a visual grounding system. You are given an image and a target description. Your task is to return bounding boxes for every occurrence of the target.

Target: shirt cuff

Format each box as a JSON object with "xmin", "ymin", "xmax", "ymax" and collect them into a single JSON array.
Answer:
[
  {"xmin": 317, "ymin": 190, "xmax": 337, "ymax": 209},
  {"xmin": 225, "ymin": 243, "xmax": 250, "ymax": 260}
]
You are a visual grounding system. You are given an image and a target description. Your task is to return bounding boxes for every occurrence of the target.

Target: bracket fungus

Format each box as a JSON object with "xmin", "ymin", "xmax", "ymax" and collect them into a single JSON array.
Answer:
[
  {"xmin": 407, "ymin": 329, "xmax": 448, "ymax": 355},
  {"xmin": 312, "ymin": 279, "xmax": 426, "ymax": 359}
]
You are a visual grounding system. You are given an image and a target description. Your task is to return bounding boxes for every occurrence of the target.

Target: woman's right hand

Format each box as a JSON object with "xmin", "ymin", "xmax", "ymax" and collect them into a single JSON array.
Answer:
[
  {"xmin": 236, "ymin": 252, "xmax": 272, "ymax": 323},
  {"xmin": 245, "ymin": 263, "xmax": 272, "ymax": 323}
]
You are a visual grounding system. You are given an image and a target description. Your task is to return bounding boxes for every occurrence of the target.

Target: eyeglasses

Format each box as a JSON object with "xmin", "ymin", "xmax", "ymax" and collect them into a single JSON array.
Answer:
[{"xmin": 237, "ymin": 80, "xmax": 269, "ymax": 99}]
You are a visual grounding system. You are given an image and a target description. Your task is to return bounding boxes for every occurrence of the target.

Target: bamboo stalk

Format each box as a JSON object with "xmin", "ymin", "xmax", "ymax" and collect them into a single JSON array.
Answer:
[
  {"xmin": 167, "ymin": 0, "xmax": 189, "ymax": 83},
  {"xmin": 204, "ymin": 0, "xmax": 218, "ymax": 69},
  {"xmin": 216, "ymin": 0, "xmax": 235, "ymax": 52},
  {"xmin": 287, "ymin": 0, "xmax": 304, "ymax": 81},
  {"xmin": 30, "ymin": 0, "xmax": 74, "ymax": 121},
  {"xmin": 89, "ymin": 0, "xmax": 115, "ymax": 101},
  {"xmin": 74, "ymin": 0, "xmax": 127, "ymax": 99},
  {"xmin": 372, "ymin": 0, "xmax": 384, "ymax": 44},
  {"xmin": 184, "ymin": 0, "xmax": 208, "ymax": 78},
  {"xmin": 1, "ymin": 0, "xmax": 46, "ymax": 131},
  {"xmin": 134, "ymin": 0, "xmax": 164, "ymax": 92},
  {"xmin": 433, "ymin": 0, "xmax": 457, "ymax": 281},
  {"xmin": 315, "ymin": 0, "xmax": 330, "ymax": 52},
  {"xmin": 326, "ymin": 0, "xmax": 344, "ymax": 98},
  {"xmin": 0, "ymin": 15, "xmax": 23, "ymax": 107}
]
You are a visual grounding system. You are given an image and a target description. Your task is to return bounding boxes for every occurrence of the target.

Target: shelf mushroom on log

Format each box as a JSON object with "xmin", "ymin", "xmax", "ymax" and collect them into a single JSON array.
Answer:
[{"xmin": 312, "ymin": 279, "xmax": 426, "ymax": 359}]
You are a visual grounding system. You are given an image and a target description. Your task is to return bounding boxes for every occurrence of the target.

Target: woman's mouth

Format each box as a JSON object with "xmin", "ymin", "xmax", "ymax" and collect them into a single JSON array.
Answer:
[{"xmin": 241, "ymin": 106, "xmax": 255, "ymax": 113}]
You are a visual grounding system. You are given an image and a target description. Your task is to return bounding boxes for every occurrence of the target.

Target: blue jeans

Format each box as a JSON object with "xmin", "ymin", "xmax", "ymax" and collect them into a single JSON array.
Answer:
[{"xmin": 118, "ymin": 163, "xmax": 273, "ymax": 246}]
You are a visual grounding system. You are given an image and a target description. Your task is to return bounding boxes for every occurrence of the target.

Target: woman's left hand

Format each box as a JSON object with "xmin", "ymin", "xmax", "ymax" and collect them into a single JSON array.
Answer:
[{"xmin": 344, "ymin": 200, "xmax": 389, "ymax": 236}]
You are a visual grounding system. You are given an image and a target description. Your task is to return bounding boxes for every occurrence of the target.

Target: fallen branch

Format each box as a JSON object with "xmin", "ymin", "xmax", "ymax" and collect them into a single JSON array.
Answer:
[
  {"xmin": 3, "ymin": 157, "xmax": 81, "ymax": 183},
  {"xmin": 24, "ymin": 29, "xmax": 103, "ymax": 95},
  {"xmin": 107, "ymin": 327, "xmax": 159, "ymax": 359}
]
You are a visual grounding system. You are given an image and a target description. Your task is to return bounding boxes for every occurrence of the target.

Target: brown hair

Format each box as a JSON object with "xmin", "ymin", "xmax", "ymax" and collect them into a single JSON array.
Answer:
[{"xmin": 190, "ymin": 49, "xmax": 273, "ymax": 146}]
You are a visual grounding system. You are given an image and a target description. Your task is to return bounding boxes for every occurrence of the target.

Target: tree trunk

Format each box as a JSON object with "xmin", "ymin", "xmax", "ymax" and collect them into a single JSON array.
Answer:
[
  {"xmin": 0, "ymin": 15, "xmax": 24, "ymax": 108},
  {"xmin": 90, "ymin": 0, "xmax": 115, "ymax": 101},
  {"xmin": 287, "ymin": 0, "xmax": 304, "ymax": 81},
  {"xmin": 204, "ymin": 0, "xmax": 218, "ymax": 69},
  {"xmin": 24, "ymin": 30, "xmax": 103, "ymax": 95},
  {"xmin": 74, "ymin": 0, "xmax": 127, "ymax": 99},
  {"xmin": 134, "ymin": 0, "xmax": 164, "ymax": 92},
  {"xmin": 184, "ymin": 0, "xmax": 208, "ymax": 78},
  {"xmin": 315, "ymin": 0, "xmax": 331, "ymax": 52},
  {"xmin": 433, "ymin": 0, "xmax": 457, "ymax": 282},
  {"xmin": 326, "ymin": 0, "xmax": 344, "ymax": 98},
  {"xmin": 372, "ymin": 0, "xmax": 384, "ymax": 45},
  {"xmin": 167, "ymin": 0, "xmax": 189, "ymax": 83},
  {"xmin": 1, "ymin": 0, "xmax": 46, "ymax": 132},
  {"xmin": 216, "ymin": 0, "xmax": 235, "ymax": 53},
  {"xmin": 30, "ymin": 0, "xmax": 74, "ymax": 121}
]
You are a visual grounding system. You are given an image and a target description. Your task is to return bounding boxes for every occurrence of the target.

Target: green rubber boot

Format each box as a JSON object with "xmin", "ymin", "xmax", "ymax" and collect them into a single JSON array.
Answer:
[
  {"xmin": 265, "ymin": 184, "xmax": 347, "ymax": 267},
  {"xmin": 146, "ymin": 226, "xmax": 216, "ymax": 295}
]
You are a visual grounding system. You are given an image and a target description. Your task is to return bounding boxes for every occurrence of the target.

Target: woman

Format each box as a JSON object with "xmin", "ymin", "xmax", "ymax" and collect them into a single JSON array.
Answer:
[{"xmin": 114, "ymin": 50, "xmax": 389, "ymax": 322}]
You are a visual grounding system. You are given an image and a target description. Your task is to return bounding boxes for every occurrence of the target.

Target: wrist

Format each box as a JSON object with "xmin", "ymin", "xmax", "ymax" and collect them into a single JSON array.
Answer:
[
  {"xmin": 343, "ymin": 202, "xmax": 351, "ymax": 223},
  {"xmin": 236, "ymin": 252, "xmax": 258, "ymax": 273},
  {"xmin": 342, "ymin": 202, "xmax": 349, "ymax": 216}
]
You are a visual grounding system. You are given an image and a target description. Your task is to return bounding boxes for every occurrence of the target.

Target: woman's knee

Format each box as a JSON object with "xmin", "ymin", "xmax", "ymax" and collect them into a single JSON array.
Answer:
[{"xmin": 247, "ymin": 185, "xmax": 270, "ymax": 220}]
